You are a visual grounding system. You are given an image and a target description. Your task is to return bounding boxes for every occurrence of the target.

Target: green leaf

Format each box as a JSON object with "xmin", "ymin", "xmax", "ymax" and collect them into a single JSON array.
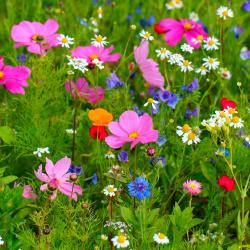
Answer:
[
  {"xmin": 0, "ymin": 126, "xmax": 15, "ymax": 144},
  {"xmin": 120, "ymin": 206, "xmax": 134, "ymax": 223},
  {"xmin": 200, "ymin": 161, "xmax": 217, "ymax": 184},
  {"xmin": 0, "ymin": 175, "xmax": 18, "ymax": 184},
  {"xmin": 0, "ymin": 167, "xmax": 7, "ymax": 177}
]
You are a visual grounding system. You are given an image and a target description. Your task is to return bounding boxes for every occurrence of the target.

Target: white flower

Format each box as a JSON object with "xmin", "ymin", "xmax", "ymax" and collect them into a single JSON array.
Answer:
[
  {"xmin": 92, "ymin": 58, "xmax": 104, "ymax": 70},
  {"xmin": 144, "ymin": 98, "xmax": 159, "ymax": 110},
  {"xmin": 203, "ymin": 37, "xmax": 220, "ymax": 51},
  {"xmin": 111, "ymin": 234, "xmax": 130, "ymax": 248},
  {"xmin": 139, "ymin": 30, "xmax": 154, "ymax": 41},
  {"xmin": 173, "ymin": 0, "xmax": 183, "ymax": 8},
  {"xmin": 220, "ymin": 68, "xmax": 231, "ymax": 79},
  {"xmin": 166, "ymin": 0, "xmax": 183, "ymax": 9},
  {"xmin": 180, "ymin": 43, "xmax": 194, "ymax": 54},
  {"xmin": 176, "ymin": 124, "xmax": 191, "ymax": 136},
  {"xmin": 57, "ymin": 34, "xmax": 74, "ymax": 48},
  {"xmin": 182, "ymin": 130, "xmax": 201, "ymax": 145},
  {"xmin": 229, "ymin": 116, "xmax": 244, "ymax": 128},
  {"xmin": 216, "ymin": 6, "xmax": 234, "ymax": 20},
  {"xmin": 105, "ymin": 151, "xmax": 115, "ymax": 159},
  {"xmin": 66, "ymin": 129, "xmax": 77, "ymax": 134},
  {"xmin": 103, "ymin": 185, "xmax": 117, "ymax": 197},
  {"xmin": 67, "ymin": 70, "xmax": 75, "ymax": 75},
  {"xmin": 0, "ymin": 236, "xmax": 4, "ymax": 245},
  {"xmin": 33, "ymin": 147, "xmax": 50, "ymax": 157},
  {"xmin": 155, "ymin": 48, "xmax": 172, "ymax": 60},
  {"xmin": 168, "ymin": 53, "xmax": 184, "ymax": 65},
  {"xmin": 91, "ymin": 34, "xmax": 108, "ymax": 47},
  {"xmin": 195, "ymin": 65, "xmax": 209, "ymax": 75},
  {"xmin": 202, "ymin": 57, "xmax": 220, "ymax": 70},
  {"xmin": 97, "ymin": 7, "xmax": 103, "ymax": 19},
  {"xmin": 179, "ymin": 60, "xmax": 193, "ymax": 72},
  {"xmin": 67, "ymin": 56, "xmax": 89, "ymax": 73},
  {"xmin": 189, "ymin": 12, "xmax": 199, "ymax": 22},
  {"xmin": 245, "ymin": 135, "xmax": 250, "ymax": 143},
  {"xmin": 153, "ymin": 233, "xmax": 170, "ymax": 244}
]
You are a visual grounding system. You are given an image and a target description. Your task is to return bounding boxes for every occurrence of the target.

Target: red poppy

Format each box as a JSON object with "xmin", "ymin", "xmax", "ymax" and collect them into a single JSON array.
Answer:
[
  {"xmin": 218, "ymin": 175, "xmax": 235, "ymax": 192},
  {"xmin": 154, "ymin": 23, "xmax": 167, "ymax": 34},
  {"xmin": 89, "ymin": 125, "xmax": 108, "ymax": 140},
  {"xmin": 220, "ymin": 97, "xmax": 236, "ymax": 110}
]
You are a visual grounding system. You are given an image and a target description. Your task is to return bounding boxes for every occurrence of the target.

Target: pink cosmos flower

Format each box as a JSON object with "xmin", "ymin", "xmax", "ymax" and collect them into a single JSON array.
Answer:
[
  {"xmin": 0, "ymin": 56, "xmax": 31, "ymax": 94},
  {"xmin": 22, "ymin": 185, "xmax": 38, "ymax": 200},
  {"xmin": 11, "ymin": 19, "xmax": 59, "ymax": 55},
  {"xmin": 134, "ymin": 40, "xmax": 164, "ymax": 89},
  {"xmin": 183, "ymin": 180, "xmax": 202, "ymax": 195},
  {"xmin": 65, "ymin": 78, "xmax": 104, "ymax": 104},
  {"xmin": 71, "ymin": 45, "xmax": 121, "ymax": 66},
  {"xmin": 105, "ymin": 110, "xmax": 158, "ymax": 149},
  {"xmin": 154, "ymin": 19, "xmax": 208, "ymax": 48},
  {"xmin": 34, "ymin": 157, "xmax": 82, "ymax": 201}
]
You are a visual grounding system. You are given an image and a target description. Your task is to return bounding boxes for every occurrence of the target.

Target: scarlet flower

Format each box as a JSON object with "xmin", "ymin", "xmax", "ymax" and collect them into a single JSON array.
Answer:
[
  {"xmin": 218, "ymin": 175, "xmax": 235, "ymax": 192},
  {"xmin": 154, "ymin": 23, "xmax": 167, "ymax": 34},
  {"xmin": 220, "ymin": 97, "xmax": 236, "ymax": 110},
  {"xmin": 89, "ymin": 125, "xmax": 108, "ymax": 140}
]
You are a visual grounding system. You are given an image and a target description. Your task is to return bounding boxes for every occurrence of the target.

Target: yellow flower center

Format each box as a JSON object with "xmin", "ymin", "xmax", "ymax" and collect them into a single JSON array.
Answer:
[
  {"xmin": 188, "ymin": 132, "xmax": 196, "ymax": 140},
  {"xmin": 219, "ymin": 111, "xmax": 226, "ymax": 117},
  {"xmin": 182, "ymin": 124, "xmax": 190, "ymax": 133},
  {"xmin": 183, "ymin": 60, "xmax": 190, "ymax": 67},
  {"xmin": 31, "ymin": 34, "xmax": 44, "ymax": 42},
  {"xmin": 222, "ymin": 10, "xmax": 228, "ymax": 17},
  {"xmin": 200, "ymin": 66, "xmax": 206, "ymax": 70},
  {"xmin": 208, "ymin": 59, "xmax": 214, "ymax": 64},
  {"xmin": 0, "ymin": 71, "xmax": 4, "ymax": 79},
  {"xmin": 97, "ymin": 7, "xmax": 103, "ymax": 14},
  {"xmin": 117, "ymin": 235, "xmax": 126, "ymax": 243},
  {"xmin": 147, "ymin": 98, "xmax": 155, "ymax": 104},
  {"xmin": 197, "ymin": 35, "xmax": 204, "ymax": 41},
  {"xmin": 61, "ymin": 37, "xmax": 68, "ymax": 44},
  {"xmin": 208, "ymin": 40, "xmax": 215, "ymax": 46},
  {"xmin": 188, "ymin": 183, "xmax": 197, "ymax": 189},
  {"xmin": 160, "ymin": 48, "xmax": 167, "ymax": 54},
  {"xmin": 95, "ymin": 35, "xmax": 103, "ymax": 43},
  {"xmin": 128, "ymin": 131, "xmax": 140, "ymax": 139},
  {"xmin": 232, "ymin": 116, "xmax": 240, "ymax": 123},
  {"xmin": 144, "ymin": 32, "xmax": 151, "ymax": 38},
  {"xmin": 158, "ymin": 233, "xmax": 166, "ymax": 240},
  {"xmin": 90, "ymin": 54, "xmax": 99, "ymax": 60},
  {"xmin": 107, "ymin": 186, "xmax": 114, "ymax": 193},
  {"xmin": 183, "ymin": 22, "xmax": 192, "ymax": 31},
  {"xmin": 175, "ymin": 0, "xmax": 181, "ymax": 3},
  {"xmin": 106, "ymin": 150, "xmax": 113, "ymax": 155},
  {"xmin": 228, "ymin": 108, "xmax": 235, "ymax": 115}
]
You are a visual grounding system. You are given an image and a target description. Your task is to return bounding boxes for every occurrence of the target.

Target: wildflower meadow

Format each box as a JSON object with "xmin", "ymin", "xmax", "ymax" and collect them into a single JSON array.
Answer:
[{"xmin": 0, "ymin": 0, "xmax": 250, "ymax": 249}]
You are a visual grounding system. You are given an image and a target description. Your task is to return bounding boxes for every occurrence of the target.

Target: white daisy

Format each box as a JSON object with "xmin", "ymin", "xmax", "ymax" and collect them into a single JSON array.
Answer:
[
  {"xmin": 33, "ymin": 147, "xmax": 50, "ymax": 158},
  {"xmin": 229, "ymin": 116, "xmax": 244, "ymax": 128},
  {"xmin": 176, "ymin": 124, "xmax": 191, "ymax": 136},
  {"xmin": 195, "ymin": 65, "xmax": 209, "ymax": 75},
  {"xmin": 92, "ymin": 58, "xmax": 104, "ymax": 70},
  {"xmin": 111, "ymin": 234, "xmax": 130, "ymax": 248},
  {"xmin": 191, "ymin": 34, "xmax": 205, "ymax": 46},
  {"xmin": 67, "ymin": 56, "xmax": 89, "ymax": 73},
  {"xmin": 174, "ymin": 0, "xmax": 183, "ymax": 9},
  {"xmin": 144, "ymin": 98, "xmax": 159, "ymax": 110},
  {"xmin": 0, "ymin": 236, "xmax": 4, "ymax": 245},
  {"xmin": 165, "ymin": 1, "xmax": 176, "ymax": 10},
  {"xmin": 103, "ymin": 185, "xmax": 117, "ymax": 197},
  {"xmin": 216, "ymin": 6, "xmax": 234, "ymax": 20},
  {"xmin": 182, "ymin": 131, "xmax": 201, "ymax": 145},
  {"xmin": 180, "ymin": 43, "xmax": 194, "ymax": 54},
  {"xmin": 139, "ymin": 30, "xmax": 154, "ymax": 41},
  {"xmin": 168, "ymin": 53, "xmax": 184, "ymax": 65},
  {"xmin": 155, "ymin": 48, "xmax": 172, "ymax": 60},
  {"xmin": 202, "ymin": 57, "xmax": 220, "ymax": 70},
  {"xmin": 203, "ymin": 37, "xmax": 220, "ymax": 51},
  {"xmin": 57, "ymin": 34, "xmax": 74, "ymax": 48},
  {"xmin": 153, "ymin": 233, "xmax": 170, "ymax": 244},
  {"xmin": 105, "ymin": 151, "xmax": 115, "ymax": 159},
  {"xmin": 189, "ymin": 12, "xmax": 199, "ymax": 22},
  {"xmin": 91, "ymin": 34, "xmax": 108, "ymax": 47},
  {"xmin": 179, "ymin": 60, "xmax": 193, "ymax": 72}
]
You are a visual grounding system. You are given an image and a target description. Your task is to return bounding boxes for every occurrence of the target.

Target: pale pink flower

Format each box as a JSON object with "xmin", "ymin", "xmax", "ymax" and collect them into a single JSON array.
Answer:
[
  {"xmin": 0, "ymin": 56, "xmax": 31, "ymax": 94},
  {"xmin": 11, "ymin": 19, "xmax": 59, "ymax": 55},
  {"xmin": 183, "ymin": 180, "xmax": 202, "ymax": 195},
  {"xmin": 105, "ymin": 110, "xmax": 158, "ymax": 149},
  {"xmin": 34, "ymin": 157, "xmax": 82, "ymax": 201},
  {"xmin": 22, "ymin": 185, "xmax": 38, "ymax": 200}
]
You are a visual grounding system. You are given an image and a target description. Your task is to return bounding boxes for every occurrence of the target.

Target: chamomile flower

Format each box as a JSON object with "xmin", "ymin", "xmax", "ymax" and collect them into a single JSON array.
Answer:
[
  {"xmin": 105, "ymin": 150, "xmax": 115, "ymax": 159},
  {"xmin": 195, "ymin": 65, "xmax": 209, "ymax": 75},
  {"xmin": 176, "ymin": 124, "xmax": 191, "ymax": 136},
  {"xmin": 0, "ymin": 236, "xmax": 4, "ymax": 245},
  {"xmin": 91, "ymin": 34, "xmax": 108, "ymax": 47},
  {"xmin": 191, "ymin": 34, "xmax": 205, "ymax": 46},
  {"xmin": 103, "ymin": 185, "xmax": 117, "ymax": 197},
  {"xmin": 179, "ymin": 60, "xmax": 193, "ymax": 72},
  {"xmin": 216, "ymin": 6, "xmax": 234, "ymax": 20},
  {"xmin": 182, "ymin": 129, "xmax": 201, "ymax": 145},
  {"xmin": 229, "ymin": 116, "xmax": 244, "ymax": 128},
  {"xmin": 111, "ymin": 233, "xmax": 130, "ymax": 248},
  {"xmin": 180, "ymin": 43, "xmax": 194, "ymax": 54},
  {"xmin": 33, "ymin": 147, "xmax": 50, "ymax": 158},
  {"xmin": 202, "ymin": 57, "xmax": 220, "ymax": 70},
  {"xmin": 203, "ymin": 37, "xmax": 220, "ymax": 51},
  {"xmin": 139, "ymin": 30, "xmax": 154, "ymax": 41},
  {"xmin": 168, "ymin": 53, "xmax": 184, "ymax": 65},
  {"xmin": 183, "ymin": 180, "xmax": 202, "ymax": 195},
  {"xmin": 173, "ymin": 0, "xmax": 183, "ymax": 8},
  {"xmin": 153, "ymin": 233, "xmax": 170, "ymax": 244},
  {"xmin": 92, "ymin": 58, "xmax": 104, "ymax": 70},
  {"xmin": 144, "ymin": 98, "xmax": 159, "ymax": 110},
  {"xmin": 57, "ymin": 34, "xmax": 74, "ymax": 48},
  {"xmin": 165, "ymin": 1, "xmax": 176, "ymax": 10},
  {"xmin": 155, "ymin": 48, "xmax": 172, "ymax": 60},
  {"xmin": 220, "ymin": 68, "xmax": 231, "ymax": 79},
  {"xmin": 67, "ymin": 56, "xmax": 89, "ymax": 73},
  {"xmin": 189, "ymin": 12, "xmax": 199, "ymax": 22}
]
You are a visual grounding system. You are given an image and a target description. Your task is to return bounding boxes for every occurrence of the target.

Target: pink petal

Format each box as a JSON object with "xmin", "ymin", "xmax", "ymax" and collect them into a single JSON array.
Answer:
[
  {"xmin": 50, "ymin": 191, "xmax": 57, "ymax": 201},
  {"xmin": 34, "ymin": 165, "xmax": 49, "ymax": 182},
  {"xmin": 158, "ymin": 18, "xmax": 181, "ymax": 30},
  {"xmin": 139, "ymin": 130, "xmax": 158, "ymax": 144},
  {"xmin": 105, "ymin": 135, "xmax": 126, "ymax": 149},
  {"xmin": 41, "ymin": 19, "xmax": 59, "ymax": 36},
  {"xmin": 40, "ymin": 184, "xmax": 48, "ymax": 191},
  {"xmin": 137, "ymin": 113, "xmax": 153, "ymax": 134},
  {"xmin": 45, "ymin": 158, "xmax": 55, "ymax": 178},
  {"xmin": 27, "ymin": 44, "xmax": 43, "ymax": 55},
  {"xmin": 165, "ymin": 28, "xmax": 183, "ymax": 46},
  {"xmin": 134, "ymin": 40, "xmax": 149, "ymax": 65},
  {"xmin": 108, "ymin": 121, "xmax": 128, "ymax": 137},
  {"xmin": 54, "ymin": 156, "xmax": 71, "ymax": 179},
  {"xmin": 0, "ymin": 56, "xmax": 4, "ymax": 69},
  {"xmin": 119, "ymin": 110, "xmax": 140, "ymax": 133}
]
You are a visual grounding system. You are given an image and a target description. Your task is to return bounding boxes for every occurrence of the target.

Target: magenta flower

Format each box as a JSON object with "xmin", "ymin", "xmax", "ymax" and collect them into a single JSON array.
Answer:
[
  {"xmin": 71, "ymin": 45, "xmax": 121, "ymax": 66},
  {"xmin": 155, "ymin": 19, "xmax": 208, "ymax": 48},
  {"xmin": 34, "ymin": 157, "xmax": 82, "ymax": 201},
  {"xmin": 11, "ymin": 19, "xmax": 59, "ymax": 55},
  {"xmin": 183, "ymin": 180, "xmax": 202, "ymax": 195},
  {"xmin": 22, "ymin": 185, "xmax": 38, "ymax": 200},
  {"xmin": 105, "ymin": 110, "xmax": 158, "ymax": 149},
  {"xmin": 65, "ymin": 78, "xmax": 104, "ymax": 104},
  {"xmin": 0, "ymin": 56, "xmax": 31, "ymax": 94}
]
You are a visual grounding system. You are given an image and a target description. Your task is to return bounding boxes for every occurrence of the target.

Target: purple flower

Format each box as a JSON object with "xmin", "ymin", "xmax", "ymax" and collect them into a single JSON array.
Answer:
[
  {"xmin": 16, "ymin": 53, "xmax": 27, "ymax": 63},
  {"xmin": 240, "ymin": 49, "xmax": 250, "ymax": 60},
  {"xmin": 157, "ymin": 135, "xmax": 167, "ymax": 147},
  {"xmin": 185, "ymin": 107, "xmax": 199, "ymax": 120},
  {"xmin": 231, "ymin": 25, "xmax": 244, "ymax": 39},
  {"xmin": 158, "ymin": 90, "xmax": 179, "ymax": 109},
  {"xmin": 151, "ymin": 102, "xmax": 160, "ymax": 115},
  {"xmin": 182, "ymin": 78, "xmax": 199, "ymax": 93},
  {"xmin": 118, "ymin": 150, "xmax": 129, "ymax": 162},
  {"xmin": 106, "ymin": 72, "xmax": 124, "ymax": 90},
  {"xmin": 242, "ymin": 1, "xmax": 250, "ymax": 11},
  {"xmin": 150, "ymin": 156, "xmax": 166, "ymax": 167},
  {"xmin": 68, "ymin": 165, "xmax": 83, "ymax": 175}
]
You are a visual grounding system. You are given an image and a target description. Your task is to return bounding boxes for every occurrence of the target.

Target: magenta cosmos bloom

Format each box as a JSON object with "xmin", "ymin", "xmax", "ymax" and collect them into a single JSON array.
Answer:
[
  {"xmin": 65, "ymin": 78, "xmax": 104, "ymax": 104},
  {"xmin": 183, "ymin": 180, "xmax": 202, "ymax": 195},
  {"xmin": 0, "ymin": 56, "xmax": 31, "ymax": 94},
  {"xmin": 105, "ymin": 110, "xmax": 158, "ymax": 149},
  {"xmin": 11, "ymin": 19, "xmax": 59, "ymax": 55},
  {"xmin": 155, "ymin": 19, "xmax": 208, "ymax": 48},
  {"xmin": 34, "ymin": 157, "xmax": 82, "ymax": 201},
  {"xmin": 71, "ymin": 45, "xmax": 121, "ymax": 66}
]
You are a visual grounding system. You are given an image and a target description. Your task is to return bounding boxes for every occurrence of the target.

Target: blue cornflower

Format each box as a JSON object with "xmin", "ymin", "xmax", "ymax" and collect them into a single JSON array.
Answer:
[
  {"xmin": 243, "ymin": 141, "xmax": 250, "ymax": 148},
  {"xmin": 139, "ymin": 15, "xmax": 155, "ymax": 28},
  {"xmin": 118, "ymin": 150, "xmax": 129, "ymax": 162},
  {"xmin": 240, "ymin": 49, "xmax": 250, "ymax": 60},
  {"xmin": 158, "ymin": 89, "xmax": 179, "ymax": 109},
  {"xmin": 127, "ymin": 176, "xmax": 151, "ymax": 200},
  {"xmin": 127, "ymin": 13, "xmax": 133, "ymax": 22},
  {"xmin": 242, "ymin": 1, "xmax": 250, "ymax": 11},
  {"xmin": 182, "ymin": 78, "xmax": 199, "ymax": 93},
  {"xmin": 106, "ymin": 72, "xmax": 124, "ymax": 90},
  {"xmin": 216, "ymin": 148, "xmax": 230, "ymax": 157},
  {"xmin": 157, "ymin": 135, "xmax": 167, "ymax": 147},
  {"xmin": 16, "ymin": 53, "xmax": 27, "ymax": 63},
  {"xmin": 185, "ymin": 107, "xmax": 199, "ymax": 120},
  {"xmin": 231, "ymin": 25, "xmax": 244, "ymax": 39},
  {"xmin": 68, "ymin": 165, "xmax": 83, "ymax": 175},
  {"xmin": 87, "ymin": 173, "xmax": 97, "ymax": 185},
  {"xmin": 136, "ymin": 6, "xmax": 141, "ymax": 15}
]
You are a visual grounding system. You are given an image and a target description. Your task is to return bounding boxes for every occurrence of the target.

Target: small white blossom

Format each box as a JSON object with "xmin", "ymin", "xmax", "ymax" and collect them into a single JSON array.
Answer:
[
  {"xmin": 153, "ymin": 233, "xmax": 170, "ymax": 244},
  {"xmin": 33, "ymin": 147, "xmax": 50, "ymax": 158},
  {"xmin": 203, "ymin": 36, "xmax": 220, "ymax": 51},
  {"xmin": 202, "ymin": 57, "xmax": 220, "ymax": 70},
  {"xmin": 180, "ymin": 43, "xmax": 194, "ymax": 54},
  {"xmin": 189, "ymin": 12, "xmax": 199, "ymax": 21},
  {"xmin": 103, "ymin": 185, "xmax": 117, "ymax": 197},
  {"xmin": 139, "ymin": 30, "xmax": 154, "ymax": 41},
  {"xmin": 155, "ymin": 48, "xmax": 172, "ymax": 60},
  {"xmin": 57, "ymin": 34, "xmax": 74, "ymax": 48},
  {"xmin": 216, "ymin": 6, "xmax": 234, "ymax": 20},
  {"xmin": 91, "ymin": 34, "xmax": 108, "ymax": 47}
]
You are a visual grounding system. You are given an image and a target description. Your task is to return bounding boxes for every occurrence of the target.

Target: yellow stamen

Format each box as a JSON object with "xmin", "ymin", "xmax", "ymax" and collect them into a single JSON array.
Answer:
[
  {"xmin": 158, "ymin": 233, "xmax": 166, "ymax": 240},
  {"xmin": 182, "ymin": 124, "xmax": 190, "ymax": 133},
  {"xmin": 232, "ymin": 116, "xmax": 239, "ymax": 123},
  {"xmin": 117, "ymin": 234, "xmax": 126, "ymax": 243},
  {"xmin": 128, "ymin": 131, "xmax": 140, "ymax": 139},
  {"xmin": 183, "ymin": 22, "xmax": 192, "ymax": 30},
  {"xmin": 147, "ymin": 98, "xmax": 155, "ymax": 104},
  {"xmin": 61, "ymin": 37, "xmax": 68, "ymax": 44},
  {"xmin": 107, "ymin": 187, "xmax": 114, "ymax": 193},
  {"xmin": 188, "ymin": 132, "xmax": 196, "ymax": 140},
  {"xmin": 0, "ymin": 71, "xmax": 4, "ymax": 79},
  {"xmin": 95, "ymin": 35, "xmax": 103, "ymax": 43},
  {"xmin": 89, "ymin": 54, "xmax": 99, "ymax": 60}
]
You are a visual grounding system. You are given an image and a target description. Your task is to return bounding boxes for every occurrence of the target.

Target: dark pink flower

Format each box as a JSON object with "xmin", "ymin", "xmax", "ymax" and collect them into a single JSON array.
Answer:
[
  {"xmin": 0, "ymin": 56, "xmax": 31, "ymax": 94},
  {"xmin": 11, "ymin": 19, "xmax": 59, "ymax": 55},
  {"xmin": 22, "ymin": 185, "xmax": 38, "ymax": 200}
]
